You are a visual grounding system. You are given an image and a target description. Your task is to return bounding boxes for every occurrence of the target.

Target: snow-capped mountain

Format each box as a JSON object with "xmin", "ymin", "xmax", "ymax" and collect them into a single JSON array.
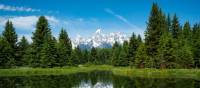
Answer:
[{"xmin": 72, "ymin": 29, "xmax": 130, "ymax": 49}]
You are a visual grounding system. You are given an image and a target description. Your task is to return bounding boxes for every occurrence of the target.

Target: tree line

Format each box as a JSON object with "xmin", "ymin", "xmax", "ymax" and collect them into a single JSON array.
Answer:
[{"xmin": 0, "ymin": 3, "xmax": 200, "ymax": 69}]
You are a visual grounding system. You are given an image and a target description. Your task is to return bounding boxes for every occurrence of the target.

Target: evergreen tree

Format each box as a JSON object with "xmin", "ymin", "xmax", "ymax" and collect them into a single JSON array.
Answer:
[
  {"xmin": 17, "ymin": 36, "xmax": 29, "ymax": 66},
  {"xmin": 111, "ymin": 47, "xmax": 121, "ymax": 66},
  {"xmin": 90, "ymin": 47, "xmax": 98, "ymax": 64},
  {"xmin": 145, "ymin": 3, "xmax": 167, "ymax": 67},
  {"xmin": 127, "ymin": 33, "xmax": 139, "ymax": 67},
  {"xmin": 111, "ymin": 42, "xmax": 121, "ymax": 66},
  {"xmin": 192, "ymin": 24, "xmax": 200, "ymax": 68},
  {"xmin": 40, "ymin": 34, "xmax": 57, "ymax": 68},
  {"xmin": 2, "ymin": 20, "xmax": 17, "ymax": 49},
  {"xmin": 71, "ymin": 46, "xmax": 82, "ymax": 65},
  {"xmin": 121, "ymin": 41, "xmax": 129, "ymax": 66},
  {"xmin": 2, "ymin": 20, "xmax": 17, "ymax": 67},
  {"xmin": 167, "ymin": 14, "xmax": 171, "ymax": 31},
  {"xmin": 171, "ymin": 14, "xmax": 181, "ymax": 39},
  {"xmin": 176, "ymin": 42, "xmax": 194, "ymax": 68},
  {"xmin": 57, "ymin": 29, "xmax": 72, "ymax": 67},
  {"xmin": 0, "ymin": 36, "xmax": 13, "ymax": 68},
  {"xmin": 182, "ymin": 22, "xmax": 192, "ymax": 44},
  {"xmin": 157, "ymin": 33, "xmax": 177, "ymax": 68},
  {"xmin": 118, "ymin": 46, "xmax": 127, "ymax": 66},
  {"xmin": 83, "ymin": 50, "xmax": 89, "ymax": 64},
  {"xmin": 135, "ymin": 43, "xmax": 148, "ymax": 68},
  {"xmin": 137, "ymin": 35, "xmax": 142, "ymax": 44},
  {"xmin": 31, "ymin": 16, "xmax": 51, "ymax": 67}
]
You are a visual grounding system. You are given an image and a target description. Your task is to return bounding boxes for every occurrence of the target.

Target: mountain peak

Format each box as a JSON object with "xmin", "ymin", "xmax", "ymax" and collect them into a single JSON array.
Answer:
[
  {"xmin": 95, "ymin": 29, "xmax": 102, "ymax": 34},
  {"xmin": 72, "ymin": 29, "xmax": 130, "ymax": 49}
]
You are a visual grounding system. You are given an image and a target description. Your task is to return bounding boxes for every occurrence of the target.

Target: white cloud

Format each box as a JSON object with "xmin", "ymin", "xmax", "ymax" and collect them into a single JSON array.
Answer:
[
  {"xmin": 0, "ymin": 4, "xmax": 40, "ymax": 12},
  {"xmin": 0, "ymin": 15, "xmax": 61, "ymax": 42},
  {"xmin": 104, "ymin": 8, "xmax": 142, "ymax": 30},
  {"xmin": 0, "ymin": 16, "xmax": 60, "ymax": 30}
]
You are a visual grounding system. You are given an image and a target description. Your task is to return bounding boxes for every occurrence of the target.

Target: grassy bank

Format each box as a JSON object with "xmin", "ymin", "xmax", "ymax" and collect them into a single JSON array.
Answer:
[
  {"xmin": 112, "ymin": 67, "xmax": 200, "ymax": 80},
  {"xmin": 0, "ymin": 65, "xmax": 200, "ymax": 80},
  {"xmin": 0, "ymin": 65, "xmax": 112, "ymax": 77}
]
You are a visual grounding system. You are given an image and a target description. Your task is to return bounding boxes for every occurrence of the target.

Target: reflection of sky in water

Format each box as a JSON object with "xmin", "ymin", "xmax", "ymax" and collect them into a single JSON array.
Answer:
[{"xmin": 73, "ymin": 81, "xmax": 113, "ymax": 88}]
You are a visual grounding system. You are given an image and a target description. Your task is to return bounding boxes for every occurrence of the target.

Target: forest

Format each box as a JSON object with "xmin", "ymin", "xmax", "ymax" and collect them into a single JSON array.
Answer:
[{"xmin": 0, "ymin": 3, "xmax": 200, "ymax": 69}]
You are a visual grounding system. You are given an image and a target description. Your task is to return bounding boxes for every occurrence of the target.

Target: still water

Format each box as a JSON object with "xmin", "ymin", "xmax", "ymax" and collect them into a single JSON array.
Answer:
[{"xmin": 0, "ymin": 71, "xmax": 199, "ymax": 88}]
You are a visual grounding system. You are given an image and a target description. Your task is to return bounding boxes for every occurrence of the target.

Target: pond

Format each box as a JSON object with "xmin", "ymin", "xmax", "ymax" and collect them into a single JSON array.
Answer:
[{"xmin": 0, "ymin": 71, "xmax": 200, "ymax": 88}]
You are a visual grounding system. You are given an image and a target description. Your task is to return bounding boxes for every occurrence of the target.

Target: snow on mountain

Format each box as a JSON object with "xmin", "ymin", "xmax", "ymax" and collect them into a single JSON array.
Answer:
[{"xmin": 72, "ymin": 29, "xmax": 130, "ymax": 49}]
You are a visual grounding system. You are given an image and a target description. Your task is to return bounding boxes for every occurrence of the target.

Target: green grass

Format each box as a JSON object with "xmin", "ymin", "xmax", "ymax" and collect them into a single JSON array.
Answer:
[
  {"xmin": 0, "ymin": 65, "xmax": 200, "ymax": 80},
  {"xmin": 112, "ymin": 67, "xmax": 200, "ymax": 80},
  {"xmin": 0, "ymin": 65, "xmax": 112, "ymax": 77}
]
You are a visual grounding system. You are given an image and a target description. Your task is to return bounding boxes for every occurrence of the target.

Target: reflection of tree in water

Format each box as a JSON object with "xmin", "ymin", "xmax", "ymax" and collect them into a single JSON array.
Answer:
[{"xmin": 0, "ymin": 71, "xmax": 200, "ymax": 88}]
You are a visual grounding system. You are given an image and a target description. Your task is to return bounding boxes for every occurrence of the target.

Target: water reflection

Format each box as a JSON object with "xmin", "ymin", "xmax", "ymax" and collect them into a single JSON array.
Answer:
[{"xmin": 0, "ymin": 71, "xmax": 199, "ymax": 88}]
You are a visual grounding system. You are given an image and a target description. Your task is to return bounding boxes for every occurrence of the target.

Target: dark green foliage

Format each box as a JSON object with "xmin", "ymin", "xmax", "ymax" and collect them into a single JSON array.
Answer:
[
  {"xmin": 0, "ymin": 36, "xmax": 13, "ymax": 68},
  {"xmin": 83, "ymin": 50, "xmax": 90, "ymax": 64},
  {"xmin": 145, "ymin": 3, "xmax": 168, "ymax": 68},
  {"xmin": 192, "ymin": 24, "xmax": 200, "ymax": 68},
  {"xmin": 71, "ymin": 46, "xmax": 82, "ymax": 65},
  {"xmin": 17, "ymin": 36, "xmax": 29, "ymax": 66},
  {"xmin": 157, "ymin": 33, "xmax": 177, "ymax": 68},
  {"xmin": 111, "ymin": 42, "xmax": 121, "ymax": 66},
  {"xmin": 2, "ymin": 21, "xmax": 17, "ymax": 49},
  {"xmin": 40, "ymin": 34, "xmax": 57, "ymax": 68},
  {"xmin": 127, "ymin": 33, "xmax": 140, "ymax": 67},
  {"xmin": 135, "ymin": 43, "xmax": 148, "ymax": 68},
  {"xmin": 118, "ymin": 46, "xmax": 128, "ymax": 66},
  {"xmin": 182, "ymin": 22, "xmax": 192, "ymax": 44},
  {"xmin": 171, "ymin": 15, "xmax": 181, "ymax": 39},
  {"xmin": 1, "ymin": 21, "xmax": 17, "ymax": 68},
  {"xmin": 31, "ymin": 16, "xmax": 51, "ymax": 67},
  {"xmin": 176, "ymin": 42, "xmax": 194, "ymax": 68},
  {"xmin": 145, "ymin": 3, "xmax": 161, "ymax": 57},
  {"xmin": 90, "ymin": 47, "xmax": 98, "ymax": 64},
  {"xmin": 57, "ymin": 29, "xmax": 72, "ymax": 67},
  {"xmin": 167, "ymin": 14, "xmax": 171, "ymax": 31}
]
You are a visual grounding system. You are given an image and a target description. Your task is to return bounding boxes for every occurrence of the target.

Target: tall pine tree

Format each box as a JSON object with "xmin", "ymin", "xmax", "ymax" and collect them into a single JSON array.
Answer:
[
  {"xmin": 57, "ymin": 29, "xmax": 72, "ymax": 67},
  {"xmin": 145, "ymin": 3, "xmax": 167, "ymax": 68},
  {"xmin": 2, "ymin": 20, "xmax": 17, "ymax": 67},
  {"xmin": 17, "ymin": 36, "xmax": 29, "ymax": 66},
  {"xmin": 31, "ymin": 16, "xmax": 51, "ymax": 67}
]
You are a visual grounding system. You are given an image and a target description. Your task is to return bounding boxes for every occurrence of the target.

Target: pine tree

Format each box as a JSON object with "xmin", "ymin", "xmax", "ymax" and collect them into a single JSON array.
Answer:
[
  {"xmin": 121, "ymin": 41, "xmax": 129, "ymax": 66},
  {"xmin": 176, "ymin": 42, "xmax": 194, "ymax": 68},
  {"xmin": 71, "ymin": 46, "xmax": 82, "ymax": 65},
  {"xmin": 83, "ymin": 50, "xmax": 89, "ymax": 64},
  {"xmin": 31, "ymin": 16, "xmax": 51, "ymax": 67},
  {"xmin": 2, "ymin": 20, "xmax": 17, "ymax": 67},
  {"xmin": 171, "ymin": 14, "xmax": 181, "ymax": 39},
  {"xmin": 17, "ymin": 36, "xmax": 29, "ymax": 66},
  {"xmin": 2, "ymin": 20, "xmax": 17, "ymax": 49},
  {"xmin": 111, "ymin": 42, "xmax": 121, "ymax": 66},
  {"xmin": 40, "ymin": 34, "xmax": 57, "ymax": 68},
  {"xmin": 182, "ymin": 22, "xmax": 192, "ymax": 44},
  {"xmin": 127, "ymin": 33, "xmax": 139, "ymax": 67},
  {"xmin": 90, "ymin": 47, "xmax": 98, "ymax": 64},
  {"xmin": 0, "ymin": 36, "xmax": 13, "ymax": 68},
  {"xmin": 118, "ymin": 46, "xmax": 127, "ymax": 66},
  {"xmin": 167, "ymin": 14, "xmax": 171, "ymax": 31},
  {"xmin": 145, "ymin": 3, "xmax": 167, "ymax": 68},
  {"xmin": 135, "ymin": 43, "xmax": 148, "ymax": 68},
  {"xmin": 97, "ymin": 48, "xmax": 112, "ymax": 65},
  {"xmin": 157, "ymin": 32, "xmax": 177, "ymax": 68},
  {"xmin": 192, "ymin": 23, "xmax": 200, "ymax": 68},
  {"xmin": 137, "ymin": 35, "xmax": 142, "ymax": 44},
  {"xmin": 57, "ymin": 29, "xmax": 72, "ymax": 67}
]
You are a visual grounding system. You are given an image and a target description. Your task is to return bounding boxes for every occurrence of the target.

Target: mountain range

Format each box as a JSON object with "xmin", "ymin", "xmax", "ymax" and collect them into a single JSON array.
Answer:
[{"xmin": 72, "ymin": 29, "xmax": 130, "ymax": 49}]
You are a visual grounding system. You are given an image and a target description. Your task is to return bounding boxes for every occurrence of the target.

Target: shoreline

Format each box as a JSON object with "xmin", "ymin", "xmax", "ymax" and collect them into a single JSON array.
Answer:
[{"xmin": 0, "ymin": 65, "xmax": 200, "ymax": 80}]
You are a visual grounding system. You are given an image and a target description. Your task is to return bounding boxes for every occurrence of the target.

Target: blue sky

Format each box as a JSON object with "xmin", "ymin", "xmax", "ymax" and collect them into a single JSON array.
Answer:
[{"xmin": 0, "ymin": 0, "xmax": 199, "ymax": 41}]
